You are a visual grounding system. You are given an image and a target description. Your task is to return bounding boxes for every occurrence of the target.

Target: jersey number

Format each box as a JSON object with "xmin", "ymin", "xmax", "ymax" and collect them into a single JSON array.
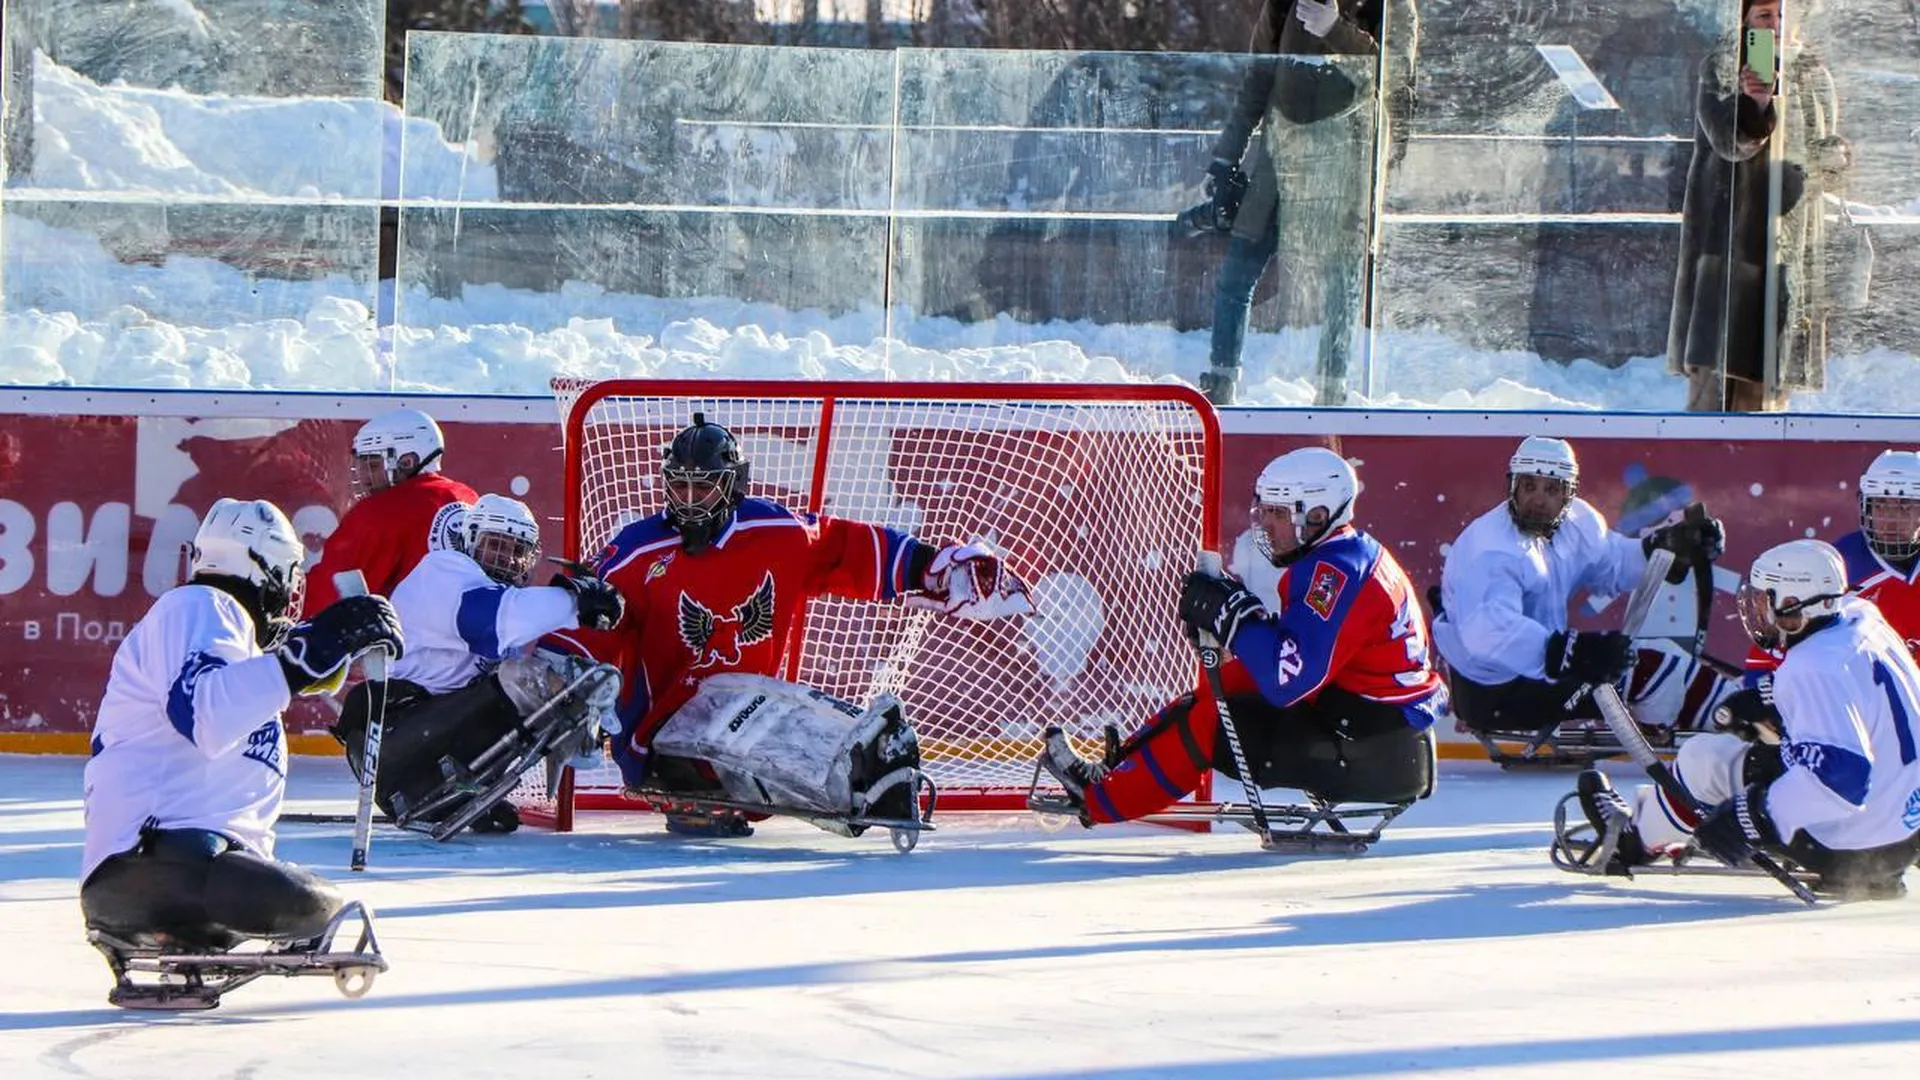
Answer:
[
  {"xmin": 1871, "ymin": 659, "xmax": 1920, "ymax": 766},
  {"xmin": 1390, "ymin": 595, "xmax": 1431, "ymax": 686}
]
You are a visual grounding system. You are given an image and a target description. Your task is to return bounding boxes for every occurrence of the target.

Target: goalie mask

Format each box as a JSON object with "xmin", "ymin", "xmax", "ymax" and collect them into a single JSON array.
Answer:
[
  {"xmin": 463, "ymin": 494, "xmax": 541, "ymax": 585},
  {"xmin": 188, "ymin": 498, "xmax": 307, "ymax": 649},
  {"xmin": 1507, "ymin": 435, "xmax": 1578, "ymax": 539},
  {"xmin": 1860, "ymin": 449, "xmax": 1920, "ymax": 563},
  {"xmin": 663, "ymin": 413, "xmax": 750, "ymax": 553},
  {"xmin": 1737, "ymin": 539, "xmax": 1849, "ymax": 650},
  {"xmin": 1251, "ymin": 447, "xmax": 1357, "ymax": 567},
  {"xmin": 351, "ymin": 407, "xmax": 445, "ymax": 498}
]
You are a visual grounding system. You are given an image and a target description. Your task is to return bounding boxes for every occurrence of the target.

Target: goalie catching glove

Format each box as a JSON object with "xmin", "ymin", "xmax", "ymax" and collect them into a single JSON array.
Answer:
[
  {"xmin": 277, "ymin": 594, "xmax": 405, "ymax": 696},
  {"xmin": 908, "ymin": 541, "xmax": 1034, "ymax": 620}
]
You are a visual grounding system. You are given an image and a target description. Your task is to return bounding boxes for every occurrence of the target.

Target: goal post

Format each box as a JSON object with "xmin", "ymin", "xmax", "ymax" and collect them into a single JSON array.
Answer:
[{"xmin": 527, "ymin": 378, "xmax": 1221, "ymax": 824}]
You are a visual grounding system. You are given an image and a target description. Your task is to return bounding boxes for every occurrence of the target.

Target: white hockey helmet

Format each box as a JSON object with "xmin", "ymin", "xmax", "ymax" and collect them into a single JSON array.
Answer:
[
  {"xmin": 188, "ymin": 498, "xmax": 306, "ymax": 645},
  {"xmin": 1859, "ymin": 449, "xmax": 1920, "ymax": 561},
  {"xmin": 463, "ymin": 493, "xmax": 541, "ymax": 585},
  {"xmin": 1507, "ymin": 436, "xmax": 1579, "ymax": 537},
  {"xmin": 1252, "ymin": 447, "xmax": 1358, "ymax": 564},
  {"xmin": 352, "ymin": 407, "xmax": 445, "ymax": 494},
  {"xmin": 1738, "ymin": 538, "xmax": 1849, "ymax": 649}
]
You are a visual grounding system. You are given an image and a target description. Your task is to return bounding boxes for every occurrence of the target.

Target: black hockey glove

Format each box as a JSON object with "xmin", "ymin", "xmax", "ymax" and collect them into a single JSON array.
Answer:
[
  {"xmin": 1204, "ymin": 158, "xmax": 1248, "ymax": 232},
  {"xmin": 1544, "ymin": 629, "xmax": 1634, "ymax": 685},
  {"xmin": 1178, "ymin": 570, "xmax": 1266, "ymax": 649},
  {"xmin": 553, "ymin": 572, "xmax": 624, "ymax": 632},
  {"xmin": 1692, "ymin": 782, "xmax": 1781, "ymax": 869},
  {"xmin": 1711, "ymin": 682, "xmax": 1782, "ymax": 743},
  {"xmin": 1643, "ymin": 509, "xmax": 1726, "ymax": 584},
  {"xmin": 277, "ymin": 595, "xmax": 405, "ymax": 696}
]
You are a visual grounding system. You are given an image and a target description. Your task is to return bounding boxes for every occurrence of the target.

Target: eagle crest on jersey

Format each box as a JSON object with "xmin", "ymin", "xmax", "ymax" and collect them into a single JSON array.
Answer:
[{"xmin": 679, "ymin": 572, "xmax": 777, "ymax": 670}]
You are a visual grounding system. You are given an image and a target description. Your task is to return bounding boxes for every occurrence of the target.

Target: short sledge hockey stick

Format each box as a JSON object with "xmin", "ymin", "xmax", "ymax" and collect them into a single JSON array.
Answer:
[
  {"xmin": 1193, "ymin": 551, "xmax": 1273, "ymax": 849},
  {"xmin": 1592, "ymin": 681, "xmax": 1816, "ymax": 905},
  {"xmin": 335, "ymin": 570, "xmax": 390, "ymax": 873}
]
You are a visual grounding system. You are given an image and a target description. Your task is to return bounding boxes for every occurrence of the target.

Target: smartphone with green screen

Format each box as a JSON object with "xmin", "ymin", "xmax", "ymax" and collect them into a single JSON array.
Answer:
[{"xmin": 1745, "ymin": 28, "xmax": 1777, "ymax": 80}]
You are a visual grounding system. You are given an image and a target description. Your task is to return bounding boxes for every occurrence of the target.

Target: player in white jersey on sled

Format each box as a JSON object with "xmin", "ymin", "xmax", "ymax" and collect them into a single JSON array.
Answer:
[
  {"xmin": 81, "ymin": 499, "xmax": 403, "ymax": 1009},
  {"xmin": 329, "ymin": 493, "xmax": 626, "ymax": 839},
  {"xmin": 1555, "ymin": 539, "xmax": 1920, "ymax": 901},
  {"xmin": 1432, "ymin": 436, "xmax": 1730, "ymax": 766}
]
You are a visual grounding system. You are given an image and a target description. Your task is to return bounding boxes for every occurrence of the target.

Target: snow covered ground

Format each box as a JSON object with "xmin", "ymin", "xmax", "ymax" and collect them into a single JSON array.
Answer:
[
  {"xmin": 5, "ymin": 56, "xmax": 1914, "ymax": 411},
  {"xmin": 5, "ymin": 752, "xmax": 1920, "ymax": 1079}
]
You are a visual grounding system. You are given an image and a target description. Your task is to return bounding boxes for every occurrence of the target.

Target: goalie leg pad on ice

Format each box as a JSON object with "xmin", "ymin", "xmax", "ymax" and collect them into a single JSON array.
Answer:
[{"xmin": 650, "ymin": 673, "xmax": 923, "ymax": 820}]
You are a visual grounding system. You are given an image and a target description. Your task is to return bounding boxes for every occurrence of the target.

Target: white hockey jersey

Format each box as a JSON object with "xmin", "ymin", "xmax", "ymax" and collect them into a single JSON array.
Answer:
[
  {"xmin": 387, "ymin": 550, "xmax": 580, "ymax": 694},
  {"xmin": 82, "ymin": 585, "xmax": 294, "ymax": 882},
  {"xmin": 1432, "ymin": 498, "xmax": 1648, "ymax": 684},
  {"xmin": 1767, "ymin": 596, "xmax": 1920, "ymax": 851}
]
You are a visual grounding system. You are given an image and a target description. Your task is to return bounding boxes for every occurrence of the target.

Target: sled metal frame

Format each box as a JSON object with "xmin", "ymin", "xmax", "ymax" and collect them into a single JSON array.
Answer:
[
  {"xmin": 625, "ymin": 770, "xmax": 939, "ymax": 853},
  {"xmin": 88, "ymin": 901, "xmax": 387, "ymax": 1011}
]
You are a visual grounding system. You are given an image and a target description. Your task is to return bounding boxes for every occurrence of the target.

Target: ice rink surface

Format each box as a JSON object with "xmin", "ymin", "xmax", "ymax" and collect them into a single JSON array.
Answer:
[{"xmin": 5, "ymin": 752, "xmax": 1920, "ymax": 1080}]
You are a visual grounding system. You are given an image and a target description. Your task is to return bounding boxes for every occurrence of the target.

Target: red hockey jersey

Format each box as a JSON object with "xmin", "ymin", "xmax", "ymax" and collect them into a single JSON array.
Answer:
[
  {"xmin": 303, "ymin": 472, "xmax": 476, "ymax": 615},
  {"xmin": 550, "ymin": 498, "xmax": 930, "ymax": 781}
]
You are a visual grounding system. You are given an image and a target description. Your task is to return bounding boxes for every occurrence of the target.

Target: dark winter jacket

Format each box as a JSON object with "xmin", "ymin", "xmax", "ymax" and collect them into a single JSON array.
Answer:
[
  {"xmin": 1667, "ymin": 37, "xmax": 1851, "ymax": 393},
  {"xmin": 1210, "ymin": 0, "xmax": 1417, "ymax": 244}
]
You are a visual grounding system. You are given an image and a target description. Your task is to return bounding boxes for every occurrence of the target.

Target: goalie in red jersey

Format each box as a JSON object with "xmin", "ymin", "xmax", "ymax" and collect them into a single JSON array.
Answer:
[{"xmin": 549, "ymin": 414, "xmax": 1032, "ymax": 837}]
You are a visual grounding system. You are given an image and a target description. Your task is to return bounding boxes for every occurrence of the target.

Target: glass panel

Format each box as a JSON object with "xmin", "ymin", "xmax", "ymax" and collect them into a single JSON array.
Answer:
[
  {"xmin": 1372, "ymin": 4, "xmax": 1730, "ymax": 409},
  {"xmin": 0, "ymin": 0, "xmax": 384, "ymax": 389},
  {"xmin": 1783, "ymin": 4, "xmax": 1920, "ymax": 412},
  {"xmin": 886, "ymin": 48, "xmax": 1262, "ymax": 385},
  {"xmin": 393, "ymin": 34, "xmax": 894, "ymax": 394}
]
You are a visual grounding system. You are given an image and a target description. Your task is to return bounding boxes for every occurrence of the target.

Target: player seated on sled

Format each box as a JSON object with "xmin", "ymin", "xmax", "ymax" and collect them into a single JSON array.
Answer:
[
  {"xmin": 546, "ymin": 413, "xmax": 1033, "ymax": 839},
  {"xmin": 1565, "ymin": 540, "xmax": 1920, "ymax": 901},
  {"xmin": 1431, "ymin": 436, "xmax": 1725, "ymax": 752},
  {"xmin": 331, "ymin": 493, "xmax": 624, "ymax": 836},
  {"xmin": 82, "ymin": 500, "xmax": 399, "ymax": 1007},
  {"xmin": 1035, "ymin": 448, "xmax": 1443, "ymax": 838}
]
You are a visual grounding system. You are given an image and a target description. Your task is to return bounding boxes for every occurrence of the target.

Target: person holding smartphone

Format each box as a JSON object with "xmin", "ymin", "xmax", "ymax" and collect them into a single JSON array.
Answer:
[{"xmin": 1667, "ymin": 0, "xmax": 1855, "ymax": 412}]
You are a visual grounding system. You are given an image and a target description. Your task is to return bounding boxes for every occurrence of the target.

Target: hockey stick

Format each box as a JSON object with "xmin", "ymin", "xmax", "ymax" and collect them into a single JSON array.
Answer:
[
  {"xmin": 334, "ymin": 571, "xmax": 389, "ymax": 873},
  {"xmin": 1591, "ymin": 682, "xmax": 1817, "ymax": 905},
  {"xmin": 1561, "ymin": 548, "xmax": 1673, "ymax": 715},
  {"xmin": 1192, "ymin": 551, "xmax": 1273, "ymax": 849}
]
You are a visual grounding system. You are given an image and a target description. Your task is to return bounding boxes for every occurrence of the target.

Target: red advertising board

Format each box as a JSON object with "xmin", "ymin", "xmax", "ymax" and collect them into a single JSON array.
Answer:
[{"xmin": 2, "ymin": 394, "xmax": 1913, "ymax": 755}]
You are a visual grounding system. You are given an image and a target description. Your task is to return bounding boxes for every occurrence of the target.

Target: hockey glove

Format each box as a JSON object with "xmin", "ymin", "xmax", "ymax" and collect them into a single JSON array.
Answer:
[
  {"xmin": 1178, "ymin": 570, "xmax": 1267, "ymax": 649},
  {"xmin": 1692, "ymin": 782, "xmax": 1780, "ymax": 869},
  {"xmin": 1711, "ymin": 683, "xmax": 1783, "ymax": 744},
  {"xmin": 1544, "ymin": 630, "xmax": 1634, "ymax": 685},
  {"xmin": 277, "ymin": 595, "xmax": 405, "ymax": 696},
  {"xmin": 909, "ymin": 541, "xmax": 1035, "ymax": 620},
  {"xmin": 553, "ymin": 571, "xmax": 625, "ymax": 631},
  {"xmin": 1643, "ymin": 510, "xmax": 1727, "ymax": 583}
]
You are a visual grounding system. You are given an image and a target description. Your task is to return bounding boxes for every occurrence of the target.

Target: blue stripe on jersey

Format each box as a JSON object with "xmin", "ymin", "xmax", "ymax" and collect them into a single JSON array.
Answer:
[
  {"xmin": 165, "ymin": 652, "xmax": 229, "ymax": 742},
  {"xmin": 90, "ymin": 734, "xmax": 104, "ymax": 757},
  {"xmin": 1833, "ymin": 531, "xmax": 1881, "ymax": 587},
  {"xmin": 1784, "ymin": 739, "xmax": 1873, "ymax": 808},
  {"xmin": 880, "ymin": 532, "xmax": 919, "ymax": 600},
  {"xmin": 456, "ymin": 585, "xmax": 508, "ymax": 660}
]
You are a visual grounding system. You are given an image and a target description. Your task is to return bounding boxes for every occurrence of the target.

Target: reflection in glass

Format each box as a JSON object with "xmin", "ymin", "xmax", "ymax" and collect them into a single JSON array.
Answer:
[{"xmin": 0, "ymin": 0, "xmax": 383, "ymax": 389}]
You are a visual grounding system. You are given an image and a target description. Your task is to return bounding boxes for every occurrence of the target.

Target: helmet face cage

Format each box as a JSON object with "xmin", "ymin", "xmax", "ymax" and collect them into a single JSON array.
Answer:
[
  {"xmin": 1507, "ymin": 472, "xmax": 1576, "ymax": 537},
  {"xmin": 252, "ymin": 554, "xmax": 304, "ymax": 649},
  {"xmin": 1861, "ymin": 493, "xmax": 1920, "ymax": 562},
  {"xmin": 470, "ymin": 531, "xmax": 539, "ymax": 585},
  {"xmin": 1250, "ymin": 498, "xmax": 1331, "ymax": 565},
  {"xmin": 662, "ymin": 415, "xmax": 749, "ymax": 548}
]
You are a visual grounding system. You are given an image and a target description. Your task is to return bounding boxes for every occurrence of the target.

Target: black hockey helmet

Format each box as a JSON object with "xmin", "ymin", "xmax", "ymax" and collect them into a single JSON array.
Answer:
[{"xmin": 663, "ymin": 413, "xmax": 750, "ymax": 552}]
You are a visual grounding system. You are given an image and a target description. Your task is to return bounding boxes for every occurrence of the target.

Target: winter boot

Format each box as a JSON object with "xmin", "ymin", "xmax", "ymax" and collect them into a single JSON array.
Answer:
[{"xmin": 1576, "ymin": 769, "xmax": 1649, "ymax": 875}]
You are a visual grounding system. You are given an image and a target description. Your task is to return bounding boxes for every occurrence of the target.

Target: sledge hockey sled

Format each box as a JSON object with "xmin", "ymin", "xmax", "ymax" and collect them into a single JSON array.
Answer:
[
  {"xmin": 89, "ymin": 900, "xmax": 387, "ymax": 1011},
  {"xmin": 622, "ymin": 770, "xmax": 939, "ymax": 853},
  {"xmin": 1470, "ymin": 716, "xmax": 1703, "ymax": 771},
  {"xmin": 391, "ymin": 663, "xmax": 620, "ymax": 841},
  {"xmin": 1547, "ymin": 790, "xmax": 1817, "ymax": 884}
]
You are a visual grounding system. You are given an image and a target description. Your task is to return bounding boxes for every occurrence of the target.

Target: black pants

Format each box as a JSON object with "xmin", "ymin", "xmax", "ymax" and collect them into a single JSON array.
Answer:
[
  {"xmin": 1780, "ymin": 829, "xmax": 1920, "ymax": 899},
  {"xmin": 1205, "ymin": 686, "xmax": 1434, "ymax": 804},
  {"xmin": 1447, "ymin": 670, "xmax": 1599, "ymax": 736},
  {"xmin": 81, "ymin": 828, "xmax": 342, "ymax": 949},
  {"xmin": 335, "ymin": 675, "xmax": 524, "ymax": 819}
]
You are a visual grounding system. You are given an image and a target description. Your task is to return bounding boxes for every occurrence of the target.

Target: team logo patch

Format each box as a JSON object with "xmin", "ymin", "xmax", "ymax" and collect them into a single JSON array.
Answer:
[
  {"xmin": 243, "ymin": 721, "xmax": 284, "ymax": 777},
  {"xmin": 1303, "ymin": 563, "xmax": 1347, "ymax": 620},
  {"xmin": 1905, "ymin": 788, "xmax": 1920, "ymax": 830},
  {"xmin": 679, "ymin": 572, "xmax": 777, "ymax": 670},
  {"xmin": 428, "ymin": 501, "xmax": 467, "ymax": 553},
  {"xmin": 647, "ymin": 552, "xmax": 676, "ymax": 582}
]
